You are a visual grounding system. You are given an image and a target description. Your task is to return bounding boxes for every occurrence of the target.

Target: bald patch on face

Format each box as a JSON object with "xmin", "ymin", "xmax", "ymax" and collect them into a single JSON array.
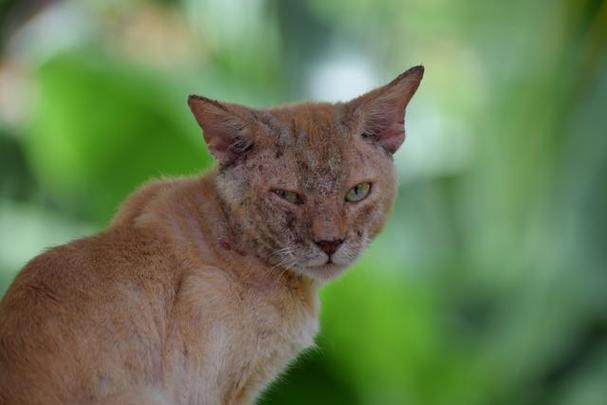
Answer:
[{"xmin": 268, "ymin": 104, "xmax": 351, "ymax": 197}]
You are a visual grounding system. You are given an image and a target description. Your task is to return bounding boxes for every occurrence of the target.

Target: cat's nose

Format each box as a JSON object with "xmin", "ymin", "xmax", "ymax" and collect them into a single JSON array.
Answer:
[{"xmin": 315, "ymin": 239, "xmax": 344, "ymax": 256}]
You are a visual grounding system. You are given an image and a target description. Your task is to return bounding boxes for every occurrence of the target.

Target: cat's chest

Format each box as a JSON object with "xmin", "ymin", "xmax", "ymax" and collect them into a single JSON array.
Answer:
[
  {"xmin": 225, "ymin": 281, "xmax": 319, "ymax": 368},
  {"xmin": 243, "ymin": 289, "xmax": 319, "ymax": 353},
  {"xmin": 165, "ymin": 269, "xmax": 319, "ymax": 402}
]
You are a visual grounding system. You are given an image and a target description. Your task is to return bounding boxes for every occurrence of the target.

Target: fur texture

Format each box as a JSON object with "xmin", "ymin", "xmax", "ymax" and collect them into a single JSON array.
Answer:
[{"xmin": 0, "ymin": 66, "xmax": 423, "ymax": 404}]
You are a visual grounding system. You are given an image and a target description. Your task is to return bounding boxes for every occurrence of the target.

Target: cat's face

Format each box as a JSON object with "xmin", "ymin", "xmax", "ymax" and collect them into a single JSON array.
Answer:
[
  {"xmin": 189, "ymin": 66, "xmax": 423, "ymax": 281},
  {"xmin": 214, "ymin": 105, "xmax": 399, "ymax": 281}
]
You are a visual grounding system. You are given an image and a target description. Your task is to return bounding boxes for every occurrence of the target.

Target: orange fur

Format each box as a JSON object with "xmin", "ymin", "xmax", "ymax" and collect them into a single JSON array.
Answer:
[{"xmin": 0, "ymin": 66, "xmax": 423, "ymax": 404}]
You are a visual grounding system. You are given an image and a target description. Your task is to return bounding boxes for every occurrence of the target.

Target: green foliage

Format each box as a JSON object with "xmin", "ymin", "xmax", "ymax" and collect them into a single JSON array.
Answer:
[{"xmin": 27, "ymin": 50, "xmax": 211, "ymax": 223}]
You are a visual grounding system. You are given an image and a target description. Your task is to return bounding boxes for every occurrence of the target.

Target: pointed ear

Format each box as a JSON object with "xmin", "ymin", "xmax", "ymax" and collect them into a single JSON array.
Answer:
[
  {"xmin": 187, "ymin": 95, "xmax": 256, "ymax": 164},
  {"xmin": 349, "ymin": 65, "xmax": 424, "ymax": 154}
]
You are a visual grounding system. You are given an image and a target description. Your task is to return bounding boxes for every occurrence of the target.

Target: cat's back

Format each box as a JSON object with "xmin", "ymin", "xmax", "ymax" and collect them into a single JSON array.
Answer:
[
  {"xmin": 1, "ymin": 223, "xmax": 177, "ymax": 316},
  {"xmin": 1, "ymin": 177, "xmax": 182, "ymax": 322},
  {"xmin": 0, "ymin": 192, "xmax": 180, "ymax": 404}
]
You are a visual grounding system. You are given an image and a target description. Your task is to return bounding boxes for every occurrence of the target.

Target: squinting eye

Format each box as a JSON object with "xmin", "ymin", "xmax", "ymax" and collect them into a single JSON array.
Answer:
[
  {"xmin": 345, "ymin": 182, "xmax": 371, "ymax": 203},
  {"xmin": 272, "ymin": 189, "xmax": 304, "ymax": 205}
]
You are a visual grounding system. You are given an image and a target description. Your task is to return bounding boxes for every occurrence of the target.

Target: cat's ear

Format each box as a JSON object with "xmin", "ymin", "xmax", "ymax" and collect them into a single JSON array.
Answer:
[
  {"xmin": 348, "ymin": 65, "xmax": 424, "ymax": 154},
  {"xmin": 188, "ymin": 95, "xmax": 256, "ymax": 163}
]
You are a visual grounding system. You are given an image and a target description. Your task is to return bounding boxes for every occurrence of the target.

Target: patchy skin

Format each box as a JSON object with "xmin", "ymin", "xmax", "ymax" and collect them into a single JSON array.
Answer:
[
  {"xmin": 215, "ymin": 98, "xmax": 405, "ymax": 280},
  {"xmin": 0, "ymin": 66, "xmax": 423, "ymax": 405}
]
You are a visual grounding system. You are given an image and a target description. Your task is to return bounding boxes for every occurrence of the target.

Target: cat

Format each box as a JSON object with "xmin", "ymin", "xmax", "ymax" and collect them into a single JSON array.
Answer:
[{"xmin": 0, "ymin": 65, "xmax": 423, "ymax": 404}]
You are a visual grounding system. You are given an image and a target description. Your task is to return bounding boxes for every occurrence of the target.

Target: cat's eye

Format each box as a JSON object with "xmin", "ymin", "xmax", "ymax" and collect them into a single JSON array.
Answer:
[
  {"xmin": 345, "ymin": 182, "xmax": 371, "ymax": 203},
  {"xmin": 272, "ymin": 189, "xmax": 304, "ymax": 205}
]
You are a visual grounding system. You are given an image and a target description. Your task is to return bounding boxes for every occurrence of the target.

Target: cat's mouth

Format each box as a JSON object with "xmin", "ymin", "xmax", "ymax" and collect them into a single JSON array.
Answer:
[
  {"xmin": 303, "ymin": 261, "xmax": 346, "ymax": 281},
  {"xmin": 301, "ymin": 250, "xmax": 361, "ymax": 280},
  {"xmin": 272, "ymin": 239, "xmax": 365, "ymax": 281}
]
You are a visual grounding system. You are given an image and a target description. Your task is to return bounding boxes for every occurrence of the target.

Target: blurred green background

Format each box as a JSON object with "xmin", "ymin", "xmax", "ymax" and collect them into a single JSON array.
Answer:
[{"xmin": 1, "ymin": 0, "xmax": 606, "ymax": 404}]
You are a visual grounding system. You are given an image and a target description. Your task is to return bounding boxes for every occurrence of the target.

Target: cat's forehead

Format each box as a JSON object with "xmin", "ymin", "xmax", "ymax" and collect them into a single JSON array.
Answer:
[
  {"xmin": 262, "ymin": 103, "xmax": 354, "ymax": 194},
  {"xmin": 267, "ymin": 103, "xmax": 347, "ymax": 139}
]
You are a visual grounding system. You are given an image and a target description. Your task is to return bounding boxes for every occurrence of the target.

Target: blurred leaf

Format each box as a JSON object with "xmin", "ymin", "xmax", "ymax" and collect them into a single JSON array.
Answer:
[{"xmin": 26, "ymin": 49, "xmax": 212, "ymax": 223}]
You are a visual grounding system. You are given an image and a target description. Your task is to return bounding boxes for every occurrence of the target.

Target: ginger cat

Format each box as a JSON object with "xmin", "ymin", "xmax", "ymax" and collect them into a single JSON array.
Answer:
[{"xmin": 0, "ymin": 66, "xmax": 423, "ymax": 404}]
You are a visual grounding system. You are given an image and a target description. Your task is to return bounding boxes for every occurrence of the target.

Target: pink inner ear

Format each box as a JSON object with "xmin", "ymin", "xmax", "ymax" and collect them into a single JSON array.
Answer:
[
  {"xmin": 380, "ymin": 121, "xmax": 405, "ymax": 153},
  {"xmin": 188, "ymin": 96, "xmax": 251, "ymax": 163},
  {"xmin": 364, "ymin": 105, "xmax": 406, "ymax": 154},
  {"xmin": 200, "ymin": 113, "xmax": 245, "ymax": 159},
  {"xmin": 353, "ymin": 66, "xmax": 423, "ymax": 154},
  {"xmin": 204, "ymin": 126, "xmax": 237, "ymax": 161}
]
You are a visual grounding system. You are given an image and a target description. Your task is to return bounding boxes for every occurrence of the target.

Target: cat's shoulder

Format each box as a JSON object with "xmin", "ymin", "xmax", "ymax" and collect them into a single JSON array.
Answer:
[{"xmin": 110, "ymin": 177, "xmax": 182, "ymax": 227}]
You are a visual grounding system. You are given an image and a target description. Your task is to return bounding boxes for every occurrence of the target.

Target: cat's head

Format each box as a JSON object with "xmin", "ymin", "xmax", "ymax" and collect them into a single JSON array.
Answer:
[{"xmin": 188, "ymin": 66, "xmax": 423, "ymax": 281}]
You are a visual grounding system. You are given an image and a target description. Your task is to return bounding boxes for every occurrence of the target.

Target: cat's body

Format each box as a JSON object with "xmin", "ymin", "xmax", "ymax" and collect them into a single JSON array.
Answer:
[
  {"xmin": 0, "ymin": 66, "xmax": 423, "ymax": 404},
  {"xmin": 0, "ymin": 174, "xmax": 317, "ymax": 404}
]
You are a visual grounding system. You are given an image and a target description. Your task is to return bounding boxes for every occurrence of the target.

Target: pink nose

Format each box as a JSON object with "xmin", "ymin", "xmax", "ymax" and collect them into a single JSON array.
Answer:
[{"xmin": 314, "ymin": 239, "xmax": 344, "ymax": 256}]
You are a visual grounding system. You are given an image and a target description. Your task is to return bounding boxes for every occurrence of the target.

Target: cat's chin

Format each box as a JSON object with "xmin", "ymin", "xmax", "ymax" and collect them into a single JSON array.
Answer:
[{"xmin": 299, "ymin": 262, "xmax": 348, "ymax": 282}]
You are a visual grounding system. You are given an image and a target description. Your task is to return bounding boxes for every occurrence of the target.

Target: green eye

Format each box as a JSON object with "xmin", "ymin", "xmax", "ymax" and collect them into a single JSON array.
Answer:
[
  {"xmin": 272, "ymin": 189, "xmax": 304, "ymax": 205},
  {"xmin": 345, "ymin": 182, "xmax": 371, "ymax": 202}
]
